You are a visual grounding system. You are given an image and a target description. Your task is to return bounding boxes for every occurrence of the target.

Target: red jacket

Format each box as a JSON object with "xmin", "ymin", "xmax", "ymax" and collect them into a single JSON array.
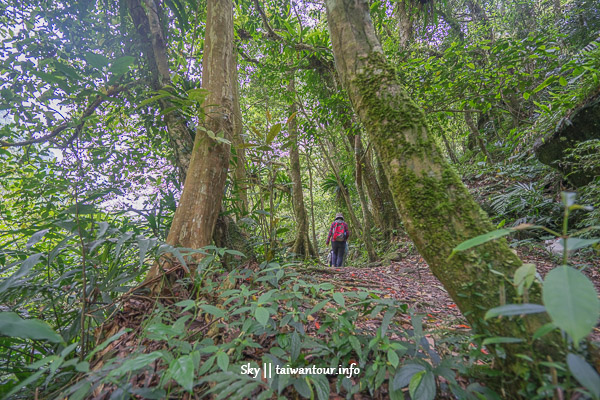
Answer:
[{"xmin": 326, "ymin": 219, "xmax": 350, "ymax": 245}]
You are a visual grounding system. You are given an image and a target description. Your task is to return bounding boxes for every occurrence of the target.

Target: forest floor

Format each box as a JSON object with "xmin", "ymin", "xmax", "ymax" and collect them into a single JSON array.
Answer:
[{"xmin": 308, "ymin": 236, "xmax": 600, "ymax": 343}]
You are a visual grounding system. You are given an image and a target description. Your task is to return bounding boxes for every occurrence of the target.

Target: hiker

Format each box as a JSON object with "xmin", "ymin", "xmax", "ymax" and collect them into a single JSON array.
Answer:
[{"xmin": 326, "ymin": 213, "xmax": 350, "ymax": 267}]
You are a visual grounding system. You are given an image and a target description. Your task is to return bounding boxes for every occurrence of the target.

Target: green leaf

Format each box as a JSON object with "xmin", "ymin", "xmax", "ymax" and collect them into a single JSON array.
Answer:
[
  {"xmin": 85, "ymin": 52, "xmax": 110, "ymax": 69},
  {"xmin": 559, "ymin": 76, "xmax": 568, "ymax": 86},
  {"xmin": 169, "ymin": 355, "xmax": 195, "ymax": 392},
  {"xmin": 349, "ymin": 335, "xmax": 362, "ymax": 356},
  {"xmin": 26, "ymin": 229, "xmax": 49, "ymax": 249},
  {"xmin": 311, "ymin": 374, "xmax": 330, "ymax": 400},
  {"xmin": 216, "ymin": 352, "xmax": 229, "ymax": 371},
  {"xmin": 200, "ymin": 304, "xmax": 226, "ymax": 319},
  {"xmin": 109, "ymin": 352, "xmax": 163, "ymax": 377},
  {"xmin": 513, "ymin": 264, "xmax": 536, "ymax": 295},
  {"xmin": 333, "ymin": 292, "xmax": 345, "ymax": 307},
  {"xmin": 255, "ymin": 307, "xmax": 270, "ymax": 326},
  {"xmin": 562, "ymin": 238, "xmax": 600, "ymax": 251},
  {"xmin": 257, "ymin": 292, "xmax": 272, "ymax": 305},
  {"xmin": 388, "ymin": 349, "xmax": 399, "ymax": 368},
  {"xmin": 482, "ymin": 337, "xmax": 524, "ymax": 345},
  {"xmin": 485, "ymin": 303, "xmax": 546, "ymax": 319},
  {"xmin": 109, "ymin": 56, "xmax": 135, "ymax": 75},
  {"xmin": 0, "ymin": 312, "xmax": 63, "ymax": 343},
  {"xmin": 292, "ymin": 377, "xmax": 311, "ymax": 398},
  {"xmin": 533, "ymin": 323, "xmax": 556, "ymax": 340},
  {"xmin": 409, "ymin": 370, "xmax": 436, "ymax": 400},
  {"xmin": 0, "ymin": 253, "xmax": 43, "ymax": 293},
  {"xmin": 523, "ymin": 92, "xmax": 531, "ymax": 100},
  {"xmin": 450, "ymin": 229, "xmax": 512, "ymax": 255},
  {"xmin": 393, "ymin": 363, "xmax": 425, "ymax": 390},
  {"xmin": 266, "ymin": 123, "xmax": 282, "ymax": 144},
  {"xmin": 381, "ymin": 309, "xmax": 395, "ymax": 336},
  {"xmin": 138, "ymin": 238, "xmax": 151, "ymax": 266},
  {"xmin": 466, "ymin": 63, "xmax": 475, "ymax": 69},
  {"xmin": 291, "ymin": 331, "xmax": 301, "ymax": 362},
  {"xmin": 567, "ymin": 353, "xmax": 600, "ymax": 398},
  {"xmin": 543, "ymin": 266, "xmax": 600, "ymax": 346}
]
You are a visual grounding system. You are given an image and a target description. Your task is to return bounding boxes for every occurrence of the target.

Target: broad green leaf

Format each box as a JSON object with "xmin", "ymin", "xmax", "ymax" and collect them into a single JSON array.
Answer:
[
  {"xmin": 255, "ymin": 307, "xmax": 270, "ymax": 326},
  {"xmin": 513, "ymin": 264, "xmax": 536, "ymax": 295},
  {"xmin": 559, "ymin": 76, "xmax": 568, "ymax": 86},
  {"xmin": 561, "ymin": 238, "xmax": 600, "ymax": 251},
  {"xmin": 291, "ymin": 331, "xmax": 301, "ymax": 361},
  {"xmin": 482, "ymin": 337, "xmax": 524, "ymax": 345},
  {"xmin": 349, "ymin": 335, "xmax": 362, "ymax": 356},
  {"xmin": 266, "ymin": 123, "xmax": 282, "ymax": 144},
  {"xmin": 108, "ymin": 352, "xmax": 163, "ymax": 377},
  {"xmin": 26, "ymin": 229, "xmax": 49, "ymax": 248},
  {"xmin": 138, "ymin": 238, "xmax": 151, "ymax": 266},
  {"xmin": 533, "ymin": 323, "xmax": 556, "ymax": 340},
  {"xmin": 85, "ymin": 52, "xmax": 110, "ymax": 69},
  {"xmin": 485, "ymin": 303, "xmax": 546, "ymax": 319},
  {"xmin": 393, "ymin": 363, "xmax": 426, "ymax": 390},
  {"xmin": 311, "ymin": 374, "xmax": 330, "ymax": 400},
  {"xmin": 381, "ymin": 309, "xmax": 395, "ymax": 336},
  {"xmin": 409, "ymin": 370, "xmax": 436, "ymax": 400},
  {"xmin": 216, "ymin": 352, "xmax": 229, "ymax": 371},
  {"xmin": 333, "ymin": 292, "xmax": 345, "ymax": 307},
  {"xmin": 567, "ymin": 353, "xmax": 600, "ymax": 398},
  {"xmin": 257, "ymin": 292, "xmax": 272, "ymax": 305},
  {"xmin": 200, "ymin": 304, "xmax": 226, "ymax": 319},
  {"xmin": 109, "ymin": 56, "xmax": 135, "ymax": 75},
  {"xmin": 0, "ymin": 253, "xmax": 43, "ymax": 293},
  {"xmin": 293, "ymin": 377, "xmax": 311, "ymax": 398},
  {"xmin": 451, "ymin": 229, "xmax": 512, "ymax": 255},
  {"xmin": 0, "ymin": 312, "xmax": 63, "ymax": 343},
  {"xmin": 523, "ymin": 92, "xmax": 530, "ymax": 100},
  {"xmin": 543, "ymin": 266, "xmax": 600, "ymax": 346},
  {"xmin": 388, "ymin": 349, "xmax": 399, "ymax": 368}
]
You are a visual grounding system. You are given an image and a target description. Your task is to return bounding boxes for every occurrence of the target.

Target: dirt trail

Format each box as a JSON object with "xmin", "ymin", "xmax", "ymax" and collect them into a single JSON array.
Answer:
[{"xmin": 310, "ymin": 241, "xmax": 600, "ymax": 339}]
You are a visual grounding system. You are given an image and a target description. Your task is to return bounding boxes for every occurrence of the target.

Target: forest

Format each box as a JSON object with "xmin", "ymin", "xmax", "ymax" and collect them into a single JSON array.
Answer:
[{"xmin": 1, "ymin": 0, "xmax": 600, "ymax": 398}]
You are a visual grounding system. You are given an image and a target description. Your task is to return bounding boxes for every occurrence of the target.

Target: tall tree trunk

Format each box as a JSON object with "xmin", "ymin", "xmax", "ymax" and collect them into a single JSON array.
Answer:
[
  {"xmin": 347, "ymin": 130, "xmax": 390, "ymax": 235},
  {"xmin": 306, "ymin": 148, "xmax": 319, "ymax": 254},
  {"xmin": 375, "ymin": 155, "xmax": 402, "ymax": 233},
  {"xmin": 395, "ymin": 0, "xmax": 414, "ymax": 49},
  {"xmin": 318, "ymin": 137, "xmax": 373, "ymax": 260},
  {"xmin": 231, "ymin": 54, "xmax": 249, "ymax": 216},
  {"xmin": 355, "ymin": 135, "xmax": 377, "ymax": 262},
  {"xmin": 288, "ymin": 77, "xmax": 316, "ymax": 259},
  {"xmin": 127, "ymin": 0, "xmax": 194, "ymax": 183},
  {"xmin": 325, "ymin": 0, "xmax": 558, "ymax": 378},
  {"xmin": 465, "ymin": 110, "xmax": 493, "ymax": 163},
  {"xmin": 147, "ymin": 0, "xmax": 235, "ymax": 278}
]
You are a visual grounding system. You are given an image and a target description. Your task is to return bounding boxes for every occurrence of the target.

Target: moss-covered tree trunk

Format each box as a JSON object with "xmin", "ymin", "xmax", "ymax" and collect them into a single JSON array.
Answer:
[
  {"xmin": 325, "ymin": 0, "xmax": 558, "ymax": 378},
  {"xmin": 288, "ymin": 77, "xmax": 316, "ymax": 259}
]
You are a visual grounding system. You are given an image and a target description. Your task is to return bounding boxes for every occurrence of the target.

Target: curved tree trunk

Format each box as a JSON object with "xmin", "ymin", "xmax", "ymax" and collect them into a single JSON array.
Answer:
[
  {"xmin": 288, "ymin": 77, "xmax": 316, "ymax": 259},
  {"xmin": 325, "ymin": 0, "xmax": 558, "ymax": 379}
]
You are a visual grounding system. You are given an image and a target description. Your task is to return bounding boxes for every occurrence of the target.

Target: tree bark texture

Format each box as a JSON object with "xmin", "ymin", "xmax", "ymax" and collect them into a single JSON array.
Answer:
[
  {"xmin": 162, "ymin": 0, "xmax": 235, "ymax": 260},
  {"xmin": 288, "ymin": 78, "xmax": 317, "ymax": 258},
  {"xmin": 325, "ymin": 0, "xmax": 558, "ymax": 374}
]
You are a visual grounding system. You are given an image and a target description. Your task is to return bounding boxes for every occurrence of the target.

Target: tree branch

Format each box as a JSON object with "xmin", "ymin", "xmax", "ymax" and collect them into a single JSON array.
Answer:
[{"xmin": 0, "ymin": 85, "xmax": 129, "ymax": 148}]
